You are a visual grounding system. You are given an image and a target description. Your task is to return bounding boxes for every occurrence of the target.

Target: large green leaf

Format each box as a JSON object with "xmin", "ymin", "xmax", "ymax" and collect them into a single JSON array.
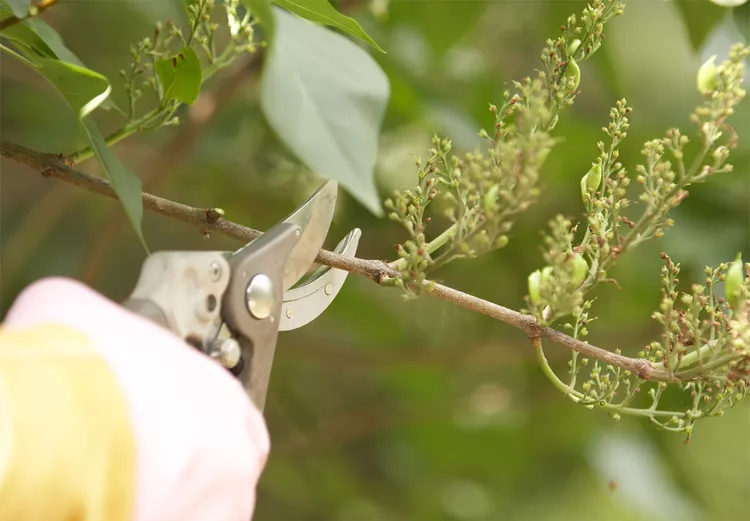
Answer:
[
  {"xmin": 3, "ymin": 0, "xmax": 30, "ymax": 18},
  {"xmin": 2, "ymin": 50, "xmax": 148, "ymax": 250},
  {"xmin": 271, "ymin": 0, "xmax": 384, "ymax": 52},
  {"xmin": 154, "ymin": 46, "xmax": 202, "ymax": 105},
  {"xmin": 388, "ymin": 0, "xmax": 486, "ymax": 56},
  {"xmin": 260, "ymin": 6, "xmax": 390, "ymax": 216},
  {"xmin": 79, "ymin": 118, "xmax": 147, "ymax": 252},
  {"xmin": 0, "ymin": 14, "xmax": 122, "ymax": 113},
  {"xmin": 674, "ymin": 0, "xmax": 727, "ymax": 50}
]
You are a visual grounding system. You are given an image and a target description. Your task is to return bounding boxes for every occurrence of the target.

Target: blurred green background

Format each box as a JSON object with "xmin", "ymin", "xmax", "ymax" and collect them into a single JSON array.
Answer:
[{"xmin": 2, "ymin": 1, "xmax": 749, "ymax": 520}]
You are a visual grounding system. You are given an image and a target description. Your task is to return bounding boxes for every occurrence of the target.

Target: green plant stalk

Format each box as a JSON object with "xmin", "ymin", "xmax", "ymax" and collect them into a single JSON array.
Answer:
[
  {"xmin": 390, "ymin": 221, "xmax": 459, "ymax": 271},
  {"xmin": 533, "ymin": 338, "xmax": 686, "ymax": 419}
]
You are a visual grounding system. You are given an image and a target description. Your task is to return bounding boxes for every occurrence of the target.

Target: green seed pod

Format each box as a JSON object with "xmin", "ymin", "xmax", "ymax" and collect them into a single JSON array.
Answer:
[
  {"xmin": 571, "ymin": 253, "xmax": 588, "ymax": 287},
  {"xmin": 565, "ymin": 58, "xmax": 581, "ymax": 90},
  {"xmin": 568, "ymin": 39, "xmax": 582, "ymax": 55},
  {"xmin": 726, "ymin": 253, "xmax": 744, "ymax": 309},
  {"xmin": 697, "ymin": 55, "xmax": 718, "ymax": 93},
  {"xmin": 580, "ymin": 162, "xmax": 602, "ymax": 200},
  {"xmin": 483, "ymin": 184, "xmax": 500, "ymax": 213},
  {"xmin": 528, "ymin": 269, "xmax": 542, "ymax": 304}
]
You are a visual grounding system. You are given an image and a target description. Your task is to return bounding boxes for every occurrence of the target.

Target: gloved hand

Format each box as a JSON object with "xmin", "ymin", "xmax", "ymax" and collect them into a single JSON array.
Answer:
[{"xmin": 0, "ymin": 277, "xmax": 270, "ymax": 521}]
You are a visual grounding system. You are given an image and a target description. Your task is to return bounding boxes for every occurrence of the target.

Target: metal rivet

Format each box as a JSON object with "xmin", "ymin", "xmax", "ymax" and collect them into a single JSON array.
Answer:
[
  {"xmin": 286, "ymin": 306, "xmax": 294, "ymax": 319},
  {"xmin": 324, "ymin": 282, "xmax": 333, "ymax": 296},
  {"xmin": 246, "ymin": 274, "xmax": 275, "ymax": 319},
  {"xmin": 209, "ymin": 338, "xmax": 241, "ymax": 368},
  {"xmin": 209, "ymin": 261, "xmax": 222, "ymax": 282}
]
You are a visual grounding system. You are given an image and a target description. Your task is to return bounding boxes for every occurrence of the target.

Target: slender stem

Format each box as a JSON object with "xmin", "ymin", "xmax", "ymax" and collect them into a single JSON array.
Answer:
[
  {"xmin": 0, "ymin": 0, "xmax": 59, "ymax": 30},
  {"xmin": 389, "ymin": 222, "xmax": 458, "ymax": 272},
  {"xmin": 68, "ymin": 107, "xmax": 169, "ymax": 164},
  {"xmin": 532, "ymin": 337, "xmax": 685, "ymax": 419}
]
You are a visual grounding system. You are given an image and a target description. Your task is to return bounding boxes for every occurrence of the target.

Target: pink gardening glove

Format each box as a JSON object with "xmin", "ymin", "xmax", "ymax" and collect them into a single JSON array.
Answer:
[{"xmin": 1, "ymin": 277, "xmax": 270, "ymax": 521}]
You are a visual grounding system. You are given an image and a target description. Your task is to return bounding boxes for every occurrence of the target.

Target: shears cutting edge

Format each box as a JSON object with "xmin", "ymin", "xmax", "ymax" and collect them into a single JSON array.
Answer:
[{"xmin": 122, "ymin": 180, "xmax": 359, "ymax": 411}]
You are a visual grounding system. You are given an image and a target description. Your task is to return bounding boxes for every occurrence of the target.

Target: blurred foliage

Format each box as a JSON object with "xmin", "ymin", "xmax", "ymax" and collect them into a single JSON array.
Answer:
[{"xmin": 1, "ymin": 1, "xmax": 749, "ymax": 520}]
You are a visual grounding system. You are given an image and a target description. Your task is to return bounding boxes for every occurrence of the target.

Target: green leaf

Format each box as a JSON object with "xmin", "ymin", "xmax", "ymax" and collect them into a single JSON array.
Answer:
[
  {"xmin": 675, "ymin": 0, "xmax": 727, "ymax": 50},
  {"xmin": 2, "ymin": 50, "xmax": 148, "ymax": 250},
  {"xmin": 0, "ymin": 40, "xmax": 35, "ymax": 66},
  {"xmin": 154, "ymin": 46, "xmax": 203, "ymax": 105},
  {"xmin": 3, "ymin": 0, "xmax": 31, "ymax": 18},
  {"xmin": 0, "ymin": 15, "xmax": 123, "ymax": 113},
  {"xmin": 709, "ymin": 0, "xmax": 748, "ymax": 6},
  {"xmin": 260, "ymin": 7, "xmax": 390, "ymax": 216},
  {"xmin": 388, "ymin": 0, "xmax": 486, "ymax": 56},
  {"xmin": 271, "ymin": 0, "xmax": 384, "ymax": 52},
  {"xmin": 31, "ymin": 57, "xmax": 111, "ymax": 117},
  {"xmin": 80, "ymin": 118, "xmax": 148, "ymax": 252},
  {"xmin": 241, "ymin": 0, "xmax": 275, "ymax": 41}
]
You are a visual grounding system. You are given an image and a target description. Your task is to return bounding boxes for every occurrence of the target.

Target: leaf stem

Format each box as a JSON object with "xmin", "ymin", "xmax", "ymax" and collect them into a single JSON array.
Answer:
[{"xmin": 532, "ymin": 337, "xmax": 684, "ymax": 419}]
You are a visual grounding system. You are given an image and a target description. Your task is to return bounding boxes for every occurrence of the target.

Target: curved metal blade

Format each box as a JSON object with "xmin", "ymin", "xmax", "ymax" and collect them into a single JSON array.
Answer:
[
  {"xmin": 280, "ymin": 180, "xmax": 338, "ymax": 289},
  {"xmin": 279, "ymin": 228, "xmax": 361, "ymax": 331}
]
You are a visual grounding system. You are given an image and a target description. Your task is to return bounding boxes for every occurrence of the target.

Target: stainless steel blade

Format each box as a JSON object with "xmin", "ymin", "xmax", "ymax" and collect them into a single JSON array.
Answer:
[
  {"xmin": 228, "ymin": 179, "xmax": 338, "ymax": 290},
  {"xmin": 279, "ymin": 228, "xmax": 361, "ymax": 331},
  {"xmin": 280, "ymin": 179, "xmax": 338, "ymax": 289}
]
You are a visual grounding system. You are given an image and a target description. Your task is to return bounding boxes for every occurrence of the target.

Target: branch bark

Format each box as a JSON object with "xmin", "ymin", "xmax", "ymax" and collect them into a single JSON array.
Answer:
[{"xmin": 1, "ymin": 139, "xmax": 666, "ymax": 381}]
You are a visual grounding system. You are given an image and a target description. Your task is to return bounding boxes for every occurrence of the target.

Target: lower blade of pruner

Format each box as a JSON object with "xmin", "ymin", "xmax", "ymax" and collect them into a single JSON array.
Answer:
[{"xmin": 278, "ymin": 228, "xmax": 361, "ymax": 331}]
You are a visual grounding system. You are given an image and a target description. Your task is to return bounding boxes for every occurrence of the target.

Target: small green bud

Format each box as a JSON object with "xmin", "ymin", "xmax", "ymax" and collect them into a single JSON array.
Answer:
[
  {"xmin": 697, "ymin": 55, "xmax": 718, "ymax": 93},
  {"xmin": 494, "ymin": 235, "xmax": 509, "ymax": 249},
  {"xmin": 580, "ymin": 162, "xmax": 602, "ymax": 199},
  {"xmin": 528, "ymin": 270, "xmax": 542, "ymax": 304},
  {"xmin": 571, "ymin": 254, "xmax": 588, "ymax": 287},
  {"xmin": 565, "ymin": 58, "xmax": 581, "ymax": 90},
  {"xmin": 726, "ymin": 253, "xmax": 744, "ymax": 309}
]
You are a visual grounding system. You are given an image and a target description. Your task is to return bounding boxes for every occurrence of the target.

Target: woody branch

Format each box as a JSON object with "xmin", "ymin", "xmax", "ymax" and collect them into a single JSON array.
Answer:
[{"xmin": 1, "ymin": 139, "xmax": 668, "ymax": 381}]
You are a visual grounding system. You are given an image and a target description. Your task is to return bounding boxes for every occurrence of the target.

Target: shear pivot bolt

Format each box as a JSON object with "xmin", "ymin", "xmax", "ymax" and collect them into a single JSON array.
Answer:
[
  {"xmin": 209, "ymin": 261, "xmax": 222, "ymax": 282},
  {"xmin": 246, "ymin": 274, "xmax": 275, "ymax": 319},
  {"xmin": 209, "ymin": 338, "xmax": 241, "ymax": 368}
]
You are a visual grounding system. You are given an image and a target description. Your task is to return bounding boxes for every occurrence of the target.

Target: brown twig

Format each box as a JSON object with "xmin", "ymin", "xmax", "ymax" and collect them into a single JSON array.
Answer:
[
  {"xmin": 0, "ymin": 139, "xmax": 668, "ymax": 381},
  {"xmin": 0, "ymin": 0, "xmax": 59, "ymax": 30}
]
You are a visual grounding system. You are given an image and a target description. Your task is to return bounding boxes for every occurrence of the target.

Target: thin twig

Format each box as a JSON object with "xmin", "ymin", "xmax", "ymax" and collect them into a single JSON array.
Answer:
[
  {"xmin": 1, "ymin": 139, "xmax": 670, "ymax": 381},
  {"xmin": 0, "ymin": 0, "xmax": 59, "ymax": 30}
]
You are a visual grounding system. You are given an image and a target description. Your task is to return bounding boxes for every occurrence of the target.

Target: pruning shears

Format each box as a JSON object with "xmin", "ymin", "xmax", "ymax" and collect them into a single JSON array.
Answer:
[{"xmin": 121, "ymin": 180, "xmax": 360, "ymax": 411}]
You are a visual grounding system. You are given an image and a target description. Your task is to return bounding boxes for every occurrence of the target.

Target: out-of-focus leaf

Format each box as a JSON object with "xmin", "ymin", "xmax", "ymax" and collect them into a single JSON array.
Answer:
[
  {"xmin": 3, "ymin": 0, "xmax": 31, "ymax": 18},
  {"xmin": 675, "ymin": 0, "xmax": 727, "ymax": 50},
  {"xmin": 734, "ymin": 0, "xmax": 750, "ymax": 41},
  {"xmin": 79, "ymin": 118, "xmax": 147, "ymax": 252},
  {"xmin": 31, "ymin": 57, "xmax": 111, "ymax": 117},
  {"xmin": 0, "ymin": 15, "xmax": 123, "ymax": 113},
  {"xmin": 241, "ymin": 0, "xmax": 275, "ymax": 41},
  {"xmin": 0, "ymin": 40, "xmax": 34, "ymax": 65},
  {"xmin": 709, "ymin": 0, "xmax": 748, "ymax": 6},
  {"xmin": 154, "ymin": 46, "xmax": 202, "ymax": 105},
  {"xmin": 260, "ymin": 7, "xmax": 390, "ymax": 216},
  {"xmin": 271, "ymin": 0, "xmax": 384, "ymax": 52},
  {"xmin": 387, "ymin": 0, "xmax": 486, "ymax": 56},
  {"xmin": 2, "ymin": 48, "xmax": 148, "ymax": 249}
]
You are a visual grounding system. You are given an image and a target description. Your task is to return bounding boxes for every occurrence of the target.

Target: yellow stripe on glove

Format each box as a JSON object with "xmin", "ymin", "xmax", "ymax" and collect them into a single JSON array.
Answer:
[{"xmin": 0, "ymin": 324, "xmax": 136, "ymax": 521}]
